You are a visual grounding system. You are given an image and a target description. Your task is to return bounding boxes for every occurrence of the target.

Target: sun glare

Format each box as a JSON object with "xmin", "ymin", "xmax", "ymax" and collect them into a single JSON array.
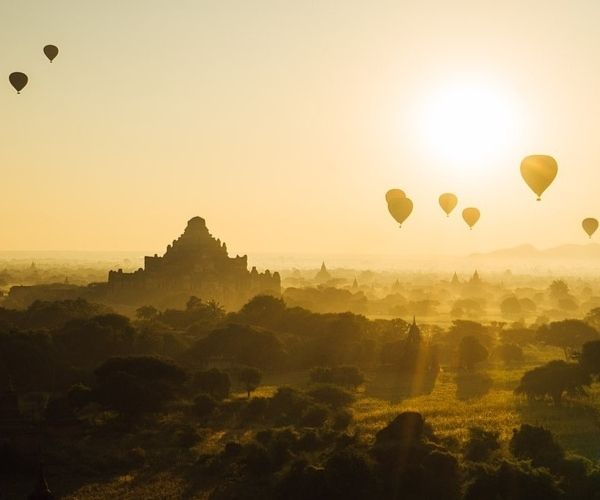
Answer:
[{"xmin": 419, "ymin": 79, "xmax": 519, "ymax": 170}]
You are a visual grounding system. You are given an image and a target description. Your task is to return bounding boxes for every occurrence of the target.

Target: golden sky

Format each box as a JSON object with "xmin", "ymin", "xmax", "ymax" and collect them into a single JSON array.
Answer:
[{"xmin": 2, "ymin": 1, "xmax": 600, "ymax": 257}]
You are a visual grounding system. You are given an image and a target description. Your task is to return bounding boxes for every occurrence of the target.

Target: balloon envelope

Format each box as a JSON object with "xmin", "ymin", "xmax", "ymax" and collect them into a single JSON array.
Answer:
[
  {"xmin": 520, "ymin": 155, "xmax": 558, "ymax": 200},
  {"xmin": 9, "ymin": 72, "xmax": 28, "ymax": 93},
  {"xmin": 43, "ymin": 45, "xmax": 59, "ymax": 62},
  {"xmin": 462, "ymin": 207, "xmax": 480, "ymax": 229},
  {"xmin": 582, "ymin": 218, "xmax": 599, "ymax": 239},
  {"xmin": 388, "ymin": 198, "xmax": 413, "ymax": 227},
  {"xmin": 385, "ymin": 189, "xmax": 406, "ymax": 204},
  {"xmin": 439, "ymin": 193, "xmax": 458, "ymax": 216}
]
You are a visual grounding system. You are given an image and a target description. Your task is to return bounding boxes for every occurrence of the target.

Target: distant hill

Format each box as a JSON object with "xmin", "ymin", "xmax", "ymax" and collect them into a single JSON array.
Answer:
[{"xmin": 470, "ymin": 243, "xmax": 600, "ymax": 260}]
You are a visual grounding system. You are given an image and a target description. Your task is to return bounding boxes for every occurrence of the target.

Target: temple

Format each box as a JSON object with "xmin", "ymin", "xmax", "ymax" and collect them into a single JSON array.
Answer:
[
  {"xmin": 7, "ymin": 217, "xmax": 280, "ymax": 311},
  {"xmin": 104, "ymin": 217, "xmax": 280, "ymax": 309}
]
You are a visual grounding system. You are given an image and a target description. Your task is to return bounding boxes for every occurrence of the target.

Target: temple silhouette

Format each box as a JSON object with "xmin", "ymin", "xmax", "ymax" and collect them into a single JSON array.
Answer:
[{"xmin": 8, "ymin": 217, "xmax": 280, "ymax": 310}]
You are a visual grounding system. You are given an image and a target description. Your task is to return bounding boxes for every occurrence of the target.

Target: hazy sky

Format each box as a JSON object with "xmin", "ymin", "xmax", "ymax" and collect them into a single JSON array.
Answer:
[{"xmin": 2, "ymin": 1, "xmax": 600, "ymax": 258}]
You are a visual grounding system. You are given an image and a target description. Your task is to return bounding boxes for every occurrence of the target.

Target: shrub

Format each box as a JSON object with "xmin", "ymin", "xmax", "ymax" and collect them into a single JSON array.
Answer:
[
  {"xmin": 308, "ymin": 384, "xmax": 354, "ymax": 407},
  {"xmin": 193, "ymin": 393, "xmax": 217, "ymax": 419}
]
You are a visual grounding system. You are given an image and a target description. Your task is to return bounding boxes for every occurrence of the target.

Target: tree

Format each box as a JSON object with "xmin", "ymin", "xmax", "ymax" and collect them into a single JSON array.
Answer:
[
  {"xmin": 509, "ymin": 424, "xmax": 565, "ymax": 470},
  {"xmin": 67, "ymin": 383, "xmax": 93, "ymax": 410},
  {"xmin": 192, "ymin": 368, "xmax": 231, "ymax": 400},
  {"xmin": 237, "ymin": 295, "xmax": 286, "ymax": 327},
  {"xmin": 458, "ymin": 336, "xmax": 489, "ymax": 371},
  {"xmin": 193, "ymin": 393, "xmax": 217, "ymax": 418},
  {"xmin": 237, "ymin": 367, "xmax": 262, "ymax": 398},
  {"xmin": 53, "ymin": 314, "xmax": 135, "ymax": 369},
  {"xmin": 308, "ymin": 384, "xmax": 355, "ymax": 407},
  {"xmin": 447, "ymin": 320, "xmax": 492, "ymax": 347},
  {"xmin": 309, "ymin": 366, "xmax": 364, "ymax": 389},
  {"xmin": 500, "ymin": 296, "xmax": 522, "ymax": 318},
  {"xmin": 496, "ymin": 343, "xmax": 524, "ymax": 365},
  {"xmin": 136, "ymin": 305, "xmax": 158, "ymax": 321},
  {"xmin": 584, "ymin": 307, "xmax": 600, "ymax": 332},
  {"xmin": 515, "ymin": 360, "xmax": 591, "ymax": 406},
  {"xmin": 579, "ymin": 340, "xmax": 600, "ymax": 376},
  {"xmin": 536, "ymin": 320, "xmax": 599, "ymax": 359},
  {"xmin": 186, "ymin": 324, "xmax": 286, "ymax": 370},
  {"xmin": 464, "ymin": 460, "xmax": 563, "ymax": 500},
  {"xmin": 94, "ymin": 356, "xmax": 187, "ymax": 417},
  {"xmin": 549, "ymin": 280, "xmax": 569, "ymax": 301},
  {"xmin": 464, "ymin": 427, "xmax": 500, "ymax": 462}
]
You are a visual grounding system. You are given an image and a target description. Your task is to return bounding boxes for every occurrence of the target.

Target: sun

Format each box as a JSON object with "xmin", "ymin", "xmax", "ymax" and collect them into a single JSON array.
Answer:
[{"xmin": 419, "ymin": 78, "xmax": 519, "ymax": 169}]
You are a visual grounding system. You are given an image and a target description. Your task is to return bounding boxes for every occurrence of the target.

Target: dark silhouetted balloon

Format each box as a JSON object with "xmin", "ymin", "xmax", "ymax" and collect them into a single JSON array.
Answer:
[
  {"xmin": 385, "ymin": 189, "xmax": 406, "ymax": 204},
  {"xmin": 44, "ymin": 45, "xmax": 59, "ymax": 62},
  {"xmin": 439, "ymin": 193, "xmax": 458, "ymax": 217},
  {"xmin": 462, "ymin": 207, "xmax": 480, "ymax": 229},
  {"xmin": 388, "ymin": 198, "xmax": 413, "ymax": 227},
  {"xmin": 9, "ymin": 72, "xmax": 28, "ymax": 94},
  {"xmin": 582, "ymin": 218, "xmax": 598, "ymax": 239},
  {"xmin": 520, "ymin": 155, "xmax": 558, "ymax": 201}
]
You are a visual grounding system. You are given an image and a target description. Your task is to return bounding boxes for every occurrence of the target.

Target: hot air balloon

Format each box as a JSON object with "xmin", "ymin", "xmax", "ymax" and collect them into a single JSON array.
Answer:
[
  {"xmin": 43, "ymin": 45, "xmax": 59, "ymax": 62},
  {"xmin": 438, "ymin": 193, "xmax": 458, "ymax": 217},
  {"xmin": 462, "ymin": 207, "xmax": 480, "ymax": 230},
  {"xmin": 9, "ymin": 72, "xmax": 28, "ymax": 94},
  {"xmin": 520, "ymin": 155, "xmax": 558, "ymax": 201},
  {"xmin": 582, "ymin": 218, "xmax": 598, "ymax": 239},
  {"xmin": 388, "ymin": 197, "xmax": 413, "ymax": 227},
  {"xmin": 385, "ymin": 189, "xmax": 406, "ymax": 204}
]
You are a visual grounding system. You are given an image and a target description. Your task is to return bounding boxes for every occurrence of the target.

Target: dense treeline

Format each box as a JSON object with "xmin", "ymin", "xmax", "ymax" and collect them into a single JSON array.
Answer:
[{"xmin": 5, "ymin": 295, "xmax": 600, "ymax": 497}]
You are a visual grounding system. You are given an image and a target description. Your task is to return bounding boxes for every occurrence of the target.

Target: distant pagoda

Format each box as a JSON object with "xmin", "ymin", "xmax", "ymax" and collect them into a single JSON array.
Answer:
[{"xmin": 315, "ymin": 262, "xmax": 332, "ymax": 283}]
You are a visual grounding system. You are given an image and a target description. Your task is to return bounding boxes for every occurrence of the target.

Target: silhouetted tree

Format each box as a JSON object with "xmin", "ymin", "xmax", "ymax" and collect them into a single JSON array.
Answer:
[
  {"xmin": 193, "ymin": 393, "xmax": 217, "ymax": 418},
  {"xmin": 309, "ymin": 366, "xmax": 364, "ymax": 389},
  {"xmin": 94, "ymin": 356, "xmax": 187, "ymax": 418},
  {"xmin": 500, "ymin": 296, "xmax": 522, "ymax": 318},
  {"xmin": 464, "ymin": 460, "xmax": 563, "ymax": 500},
  {"xmin": 67, "ymin": 383, "xmax": 93, "ymax": 410},
  {"xmin": 536, "ymin": 320, "xmax": 599, "ymax": 359},
  {"xmin": 515, "ymin": 360, "xmax": 590, "ymax": 406},
  {"xmin": 509, "ymin": 424, "xmax": 564, "ymax": 470},
  {"xmin": 458, "ymin": 336, "xmax": 489, "ymax": 371},
  {"xmin": 237, "ymin": 367, "xmax": 262, "ymax": 398},
  {"xmin": 496, "ymin": 343, "xmax": 524, "ymax": 365},
  {"xmin": 192, "ymin": 368, "xmax": 230, "ymax": 400},
  {"xmin": 579, "ymin": 340, "xmax": 600, "ymax": 376},
  {"xmin": 186, "ymin": 324, "xmax": 286, "ymax": 370},
  {"xmin": 53, "ymin": 314, "xmax": 135, "ymax": 369},
  {"xmin": 308, "ymin": 384, "xmax": 354, "ymax": 407},
  {"xmin": 464, "ymin": 427, "xmax": 500, "ymax": 462},
  {"xmin": 136, "ymin": 305, "xmax": 158, "ymax": 321},
  {"xmin": 549, "ymin": 280, "xmax": 569, "ymax": 301},
  {"xmin": 584, "ymin": 307, "xmax": 600, "ymax": 332}
]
